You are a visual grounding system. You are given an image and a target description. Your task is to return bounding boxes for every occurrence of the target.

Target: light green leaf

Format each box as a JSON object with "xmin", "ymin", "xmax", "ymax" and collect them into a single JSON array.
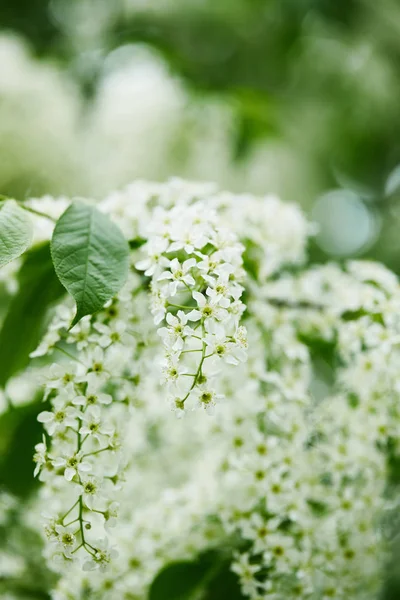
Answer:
[
  {"xmin": 0, "ymin": 200, "xmax": 33, "ymax": 267},
  {"xmin": 385, "ymin": 165, "xmax": 400, "ymax": 197},
  {"xmin": 51, "ymin": 202, "xmax": 129, "ymax": 327}
]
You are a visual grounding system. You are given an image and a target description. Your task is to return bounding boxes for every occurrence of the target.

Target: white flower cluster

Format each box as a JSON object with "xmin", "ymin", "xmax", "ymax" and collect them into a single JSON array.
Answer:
[
  {"xmin": 136, "ymin": 201, "xmax": 248, "ymax": 414},
  {"xmin": 15, "ymin": 179, "xmax": 399, "ymax": 600},
  {"xmin": 215, "ymin": 304, "xmax": 388, "ymax": 600},
  {"xmin": 32, "ymin": 273, "xmax": 147, "ymax": 572}
]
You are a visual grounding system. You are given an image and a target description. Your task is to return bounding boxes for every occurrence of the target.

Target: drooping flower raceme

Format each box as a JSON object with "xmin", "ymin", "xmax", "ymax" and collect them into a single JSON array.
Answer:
[
  {"xmin": 32, "ymin": 273, "xmax": 147, "ymax": 571},
  {"xmin": 136, "ymin": 201, "xmax": 248, "ymax": 414}
]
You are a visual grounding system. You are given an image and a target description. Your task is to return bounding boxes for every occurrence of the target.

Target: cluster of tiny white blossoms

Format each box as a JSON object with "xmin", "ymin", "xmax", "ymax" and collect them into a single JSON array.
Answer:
[
  {"xmin": 214, "ymin": 291, "xmax": 389, "ymax": 600},
  {"xmin": 10, "ymin": 179, "xmax": 398, "ymax": 600},
  {"xmin": 136, "ymin": 200, "xmax": 248, "ymax": 414},
  {"xmin": 31, "ymin": 271, "xmax": 148, "ymax": 572}
]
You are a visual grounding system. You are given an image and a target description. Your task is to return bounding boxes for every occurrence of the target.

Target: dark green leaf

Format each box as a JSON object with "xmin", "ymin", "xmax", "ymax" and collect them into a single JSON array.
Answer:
[
  {"xmin": 129, "ymin": 237, "xmax": 146, "ymax": 250},
  {"xmin": 149, "ymin": 560, "xmax": 210, "ymax": 600},
  {"xmin": 0, "ymin": 200, "xmax": 33, "ymax": 268},
  {"xmin": 204, "ymin": 568, "xmax": 244, "ymax": 600},
  {"xmin": 0, "ymin": 243, "xmax": 64, "ymax": 388},
  {"xmin": 149, "ymin": 551, "xmax": 244, "ymax": 600},
  {"xmin": 0, "ymin": 398, "xmax": 46, "ymax": 497},
  {"xmin": 51, "ymin": 202, "xmax": 129, "ymax": 327}
]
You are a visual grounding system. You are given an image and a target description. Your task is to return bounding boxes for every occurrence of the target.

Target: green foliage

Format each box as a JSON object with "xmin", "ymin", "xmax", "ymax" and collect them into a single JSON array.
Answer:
[
  {"xmin": 0, "ymin": 200, "xmax": 32, "ymax": 268},
  {"xmin": 51, "ymin": 202, "xmax": 129, "ymax": 327},
  {"xmin": 0, "ymin": 398, "xmax": 45, "ymax": 497},
  {"xmin": 0, "ymin": 0, "xmax": 58, "ymax": 56},
  {"xmin": 0, "ymin": 243, "xmax": 62, "ymax": 499},
  {"xmin": 149, "ymin": 550, "xmax": 244, "ymax": 600},
  {"xmin": 0, "ymin": 496, "xmax": 55, "ymax": 597},
  {"xmin": 0, "ymin": 243, "xmax": 64, "ymax": 388}
]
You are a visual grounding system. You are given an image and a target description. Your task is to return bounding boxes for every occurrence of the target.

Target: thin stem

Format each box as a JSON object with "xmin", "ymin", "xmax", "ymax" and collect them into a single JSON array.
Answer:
[
  {"xmin": 62, "ymin": 405, "xmax": 94, "ymax": 559},
  {"xmin": 266, "ymin": 297, "xmax": 325, "ymax": 311},
  {"xmin": 81, "ymin": 446, "xmax": 111, "ymax": 459},
  {"xmin": 90, "ymin": 508, "xmax": 105, "ymax": 515},
  {"xmin": 63, "ymin": 518, "xmax": 79, "ymax": 527},
  {"xmin": 71, "ymin": 542, "xmax": 83, "ymax": 554},
  {"xmin": 18, "ymin": 203, "xmax": 57, "ymax": 222},
  {"xmin": 78, "ymin": 495, "xmax": 86, "ymax": 548},
  {"xmin": 77, "ymin": 408, "xmax": 83, "ymax": 451},
  {"xmin": 167, "ymin": 303, "xmax": 191, "ymax": 310},
  {"xmin": 61, "ymin": 499, "xmax": 79, "ymax": 523},
  {"xmin": 181, "ymin": 322, "xmax": 207, "ymax": 404},
  {"xmin": 80, "ymin": 434, "xmax": 89, "ymax": 446},
  {"xmin": 54, "ymin": 344, "xmax": 87, "ymax": 366},
  {"xmin": 68, "ymin": 427, "xmax": 80, "ymax": 435}
]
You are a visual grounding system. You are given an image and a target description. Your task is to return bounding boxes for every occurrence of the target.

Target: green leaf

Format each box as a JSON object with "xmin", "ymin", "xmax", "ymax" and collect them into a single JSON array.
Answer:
[
  {"xmin": 149, "ymin": 551, "xmax": 244, "ymax": 600},
  {"xmin": 0, "ymin": 200, "xmax": 33, "ymax": 268},
  {"xmin": 51, "ymin": 202, "xmax": 129, "ymax": 327},
  {"xmin": 0, "ymin": 243, "xmax": 64, "ymax": 388},
  {"xmin": 129, "ymin": 237, "xmax": 146, "ymax": 250},
  {"xmin": 149, "ymin": 560, "xmax": 210, "ymax": 600},
  {"xmin": 202, "ymin": 562, "xmax": 245, "ymax": 600},
  {"xmin": 0, "ymin": 398, "xmax": 46, "ymax": 497}
]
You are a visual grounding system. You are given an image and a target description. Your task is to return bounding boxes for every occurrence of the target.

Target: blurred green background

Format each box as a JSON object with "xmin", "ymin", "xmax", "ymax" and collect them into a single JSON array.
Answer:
[
  {"xmin": 1, "ymin": 1, "xmax": 400, "ymax": 597},
  {"xmin": 1, "ymin": 0, "xmax": 400, "ymax": 269}
]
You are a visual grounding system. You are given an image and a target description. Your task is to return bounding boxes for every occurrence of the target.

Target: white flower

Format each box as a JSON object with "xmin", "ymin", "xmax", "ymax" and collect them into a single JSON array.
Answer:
[
  {"xmin": 79, "ymin": 406, "xmax": 114, "ymax": 442},
  {"xmin": 196, "ymin": 251, "xmax": 228, "ymax": 277},
  {"xmin": 67, "ymin": 316, "xmax": 92, "ymax": 350},
  {"xmin": 240, "ymin": 514, "xmax": 280, "ymax": 554},
  {"xmin": 150, "ymin": 285, "xmax": 168, "ymax": 324},
  {"xmin": 205, "ymin": 276, "xmax": 237, "ymax": 308},
  {"xmin": 103, "ymin": 501, "xmax": 120, "ymax": 530},
  {"xmin": 53, "ymin": 452, "xmax": 92, "ymax": 482},
  {"xmin": 72, "ymin": 387, "xmax": 113, "ymax": 407},
  {"xmin": 93, "ymin": 320, "xmax": 130, "ymax": 348},
  {"xmin": 82, "ymin": 538, "xmax": 118, "ymax": 572},
  {"xmin": 161, "ymin": 355, "xmax": 188, "ymax": 388},
  {"xmin": 196, "ymin": 386, "xmax": 224, "ymax": 414},
  {"xmin": 33, "ymin": 435, "xmax": 49, "ymax": 477},
  {"xmin": 168, "ymin": 228, "xmax": 209, "ymax": 254},
  {"xmin": 231, "ymin": 552, "xmax": 261, "ymax": 591},
  {"xmin": 79, "ymin": 476, "xmax": 104, "ymax": 510},
  {"xmin": 82, "ymin": 347, "xmax": 110, "ymax": 388},
  {"xmin": 37, "ymin": 396, "xmax": 78, "ymax": 436},
  {"xmin": 204, "ymin": 332, "xmax": 247, "ymax": 366},
  {"xmin": 158, "ymin": 311, "xmax": 194, "ymax": 352},
  {"xmin": 30, "ymin": 329, "xmax": 60, "ymax": 358},
  {"xmin": 157, "ymin": 258, "xmax": 196, "ymax": 295},
  {"xmin": 264, "ymin": 533, "xmax": 299, "ymax": 573},
  {"xmin": 44, "ymin": 362, "xmax": 84, "ymax": 392},
  {"xmin": 187, "ymin": 291, "xmax": 227, "ymax": 324},
  {"xmin": 135, "ymin": 237, "xmax": 169, "ymax": 276},
  {"xmin": 230, "ymin": 326, "xmax": 248, "ymax": 363},
  {"xmin": 53, "ymin": 525, "xmax": 78, "ymax": 558}
]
